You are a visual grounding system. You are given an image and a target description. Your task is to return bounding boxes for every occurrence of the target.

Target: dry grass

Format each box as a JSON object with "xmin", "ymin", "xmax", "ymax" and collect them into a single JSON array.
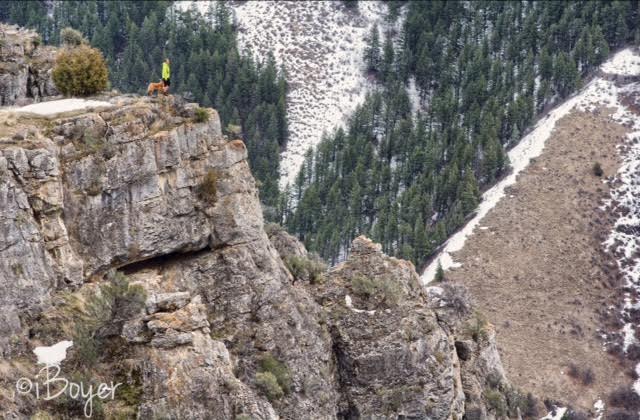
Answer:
[
  {"xmin": 446, "ymin": 110, "xmax": 630, "ymax": 410},
  {"xmin": 198, "ymin": 169, "xmax": 220, "ymax": 205}
]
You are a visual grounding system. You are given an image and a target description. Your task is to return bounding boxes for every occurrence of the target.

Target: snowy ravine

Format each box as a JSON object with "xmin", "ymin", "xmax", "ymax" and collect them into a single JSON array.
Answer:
[
  {"xmin": 232, "ymin": 1, "xmax": 398, "ymax": 188},
  {"xmin": 421, "ymin": 48, "xmax": 640, "ymax": 287},
  {"xmin": 181, "ymin": 0, "xmax": 395, "ymax": 188}
]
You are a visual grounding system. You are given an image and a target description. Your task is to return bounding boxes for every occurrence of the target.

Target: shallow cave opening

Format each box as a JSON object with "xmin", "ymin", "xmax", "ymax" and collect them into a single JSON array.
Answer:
[
  {"xmin": 454, "ymin": 340, "xmax": 471, "ymax": 361},
  {"xmin": 117, "ymin": 246, "xmax": 211, "ymax": 275}
]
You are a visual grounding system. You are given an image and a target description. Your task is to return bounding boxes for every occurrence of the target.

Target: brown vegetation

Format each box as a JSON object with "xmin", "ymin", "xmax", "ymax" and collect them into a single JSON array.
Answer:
[
  {"xmin": 53, "ymin": 44, "xmax": 108, "ymax": 96},
  {"xmin": 445, "ymin": 110, "xmax": 631, "ymax": 410}
]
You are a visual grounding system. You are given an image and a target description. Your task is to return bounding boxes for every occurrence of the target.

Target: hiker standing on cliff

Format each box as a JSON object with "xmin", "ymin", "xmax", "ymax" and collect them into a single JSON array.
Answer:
[{"xmin": 162, "ymin": 58, "xmax": 171, "ymax": 94}]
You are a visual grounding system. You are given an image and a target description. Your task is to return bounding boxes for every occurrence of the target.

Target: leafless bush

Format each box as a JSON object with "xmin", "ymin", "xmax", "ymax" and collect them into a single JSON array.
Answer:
[
  {"xmin": 563, "ymin": 409, "xmax": 588, "ymax": 420},
  {"xmin": 626, "ymin": 343, "xmax": 640, "ymax": 361},
  {"xmin": 607, "ymin": 411, "xmax": 636, "ymax": 420},
  {"xmin": 566, "ymin": 363, "xmax": 595, "ymax": 386},
  {"xmin": 463, "ymin": 407, "xmax": 482, "ymax": 420},
  {"xmin": 608, "ymin": 386, "xmax": 640, "ymax": 409}
]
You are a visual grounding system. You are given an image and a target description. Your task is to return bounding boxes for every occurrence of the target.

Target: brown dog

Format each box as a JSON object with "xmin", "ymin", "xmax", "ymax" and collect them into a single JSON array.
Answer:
[{"xmin": 147, "ymin": 81, "xmax": 167, "ymax": 96}]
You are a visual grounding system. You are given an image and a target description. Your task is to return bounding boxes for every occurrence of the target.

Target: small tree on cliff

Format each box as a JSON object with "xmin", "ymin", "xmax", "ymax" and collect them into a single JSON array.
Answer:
[
  {"xmin": 60, "ymin": 27, "xmax": 88, "ymax": 46},
  {"xmin": 435, "ymin": 260, "xmax": 445, "ymax": 282},
  {"xmin": 53, "ymin": 44, "xmax": 109, "ymax": 96}
]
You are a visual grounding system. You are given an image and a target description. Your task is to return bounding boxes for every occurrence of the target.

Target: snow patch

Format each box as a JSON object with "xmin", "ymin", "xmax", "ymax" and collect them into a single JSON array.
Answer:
[
  {"xmin": 407, "ymin": 76, "xmax": 422, "ymax": 116},
  {"xmin": 593, "ymin": 400, "xmax": 605, "ymax": 420},
  {"xmin": 425, "ymin": 286, "xmax": 446, "ymax": 307},
  {"xmin": 345, "ymin": 294, "xmax": 376, "ymax": 315},
  {"xmin": 13, "ymin": 98, "xmax": 113, "ymax": 117},
  {"xmin": 540, "ymin": 406, "xmax": 567, "ymax": 420},
  {"xmin": 635, "ymin": 364, "xmax": 640, "ymax": 395},
  {"xmin": 601, "ymin": 48, "xmax": 640, "ymax": 76},
  {"xmin": 33, "ymin": 340, "xmax": 73, "ymax": 367}
]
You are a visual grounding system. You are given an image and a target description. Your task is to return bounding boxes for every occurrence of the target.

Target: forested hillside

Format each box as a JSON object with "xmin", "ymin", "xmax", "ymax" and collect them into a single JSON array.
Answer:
[
  {"xmin": 0, "ymin": 0, "xmax": 287, "ymax": 208},
  {"xmin": 287, "ymin": 0, "xmax": 640, "ymax": 267}
]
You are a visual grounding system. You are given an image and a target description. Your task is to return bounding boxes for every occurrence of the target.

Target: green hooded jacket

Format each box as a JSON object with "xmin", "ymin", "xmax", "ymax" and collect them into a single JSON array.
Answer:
[{"xmin": 162, "ymin": 62, "xmax": 170, "ymax": 80}]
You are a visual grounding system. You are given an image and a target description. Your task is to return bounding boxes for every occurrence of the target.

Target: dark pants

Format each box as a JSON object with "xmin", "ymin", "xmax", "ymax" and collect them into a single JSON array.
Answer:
[{"xmin": 162, "ymin": 78, "xmax": 170, "ymax": 87}]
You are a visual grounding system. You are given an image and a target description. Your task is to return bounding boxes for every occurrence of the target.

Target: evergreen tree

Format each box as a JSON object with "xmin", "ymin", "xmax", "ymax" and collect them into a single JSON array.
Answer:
[
  {"xmin": 460, "ymin": 166, "xmax": 480, "ymax": 215},
  {"xmin": 287, "ymin": 0, "xmax": 638, "ymax": 268},
  {"xmin": 363, "ymin": 24, "xmax": 381, "ymax": 73},
  {"xmin": 380, "ymin": 32, "xmax": 395, "ymax": 82},
  {"xmin": 435, "ymin": 261, "xmax": 445, "ymax": 282}
]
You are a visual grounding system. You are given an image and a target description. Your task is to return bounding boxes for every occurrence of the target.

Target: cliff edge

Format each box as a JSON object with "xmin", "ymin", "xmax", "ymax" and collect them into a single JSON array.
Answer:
[{"xmin": 0, "ymin": 93, "xmax": 526, "ymax": 418}]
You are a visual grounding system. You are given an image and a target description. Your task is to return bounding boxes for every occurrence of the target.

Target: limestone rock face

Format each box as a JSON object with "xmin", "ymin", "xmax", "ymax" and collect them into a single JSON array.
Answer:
[
  {"xmin": 55, "ymin": 99, "xmax": 242, "ymax": 274},
  {"xmin": 0, "ymin": 92, "xmax": 512, "ymax": 419},
  {"xmin": 0, "ymin": 95, "xmax": 337, "ymax": 419},
  {"xmin": 314, "ymin": 236, "xmax": 466, "ymax": 419},
  {"xmin": 0, "ymin": 24, "xmax": 58, "ymax": 106}
]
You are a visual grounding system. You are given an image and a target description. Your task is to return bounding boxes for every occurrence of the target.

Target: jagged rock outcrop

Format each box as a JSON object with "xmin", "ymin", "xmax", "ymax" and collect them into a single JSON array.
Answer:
[
  {"xmin": 315, "ymin": 236, "xmax": 466, "ymax": 418},
  {"xmin": 0, "ymin": 24, "xmax": 58, "ymax": 106},
  {"xmin": 0, "ymin": 93, "xmax": 516, "ymax": 419}
]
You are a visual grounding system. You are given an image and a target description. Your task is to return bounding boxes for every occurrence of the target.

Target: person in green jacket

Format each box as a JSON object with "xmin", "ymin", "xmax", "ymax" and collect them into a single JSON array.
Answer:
[{"xmin": 162, "ymin": 58, "xmax": 171, "ymax": 94}]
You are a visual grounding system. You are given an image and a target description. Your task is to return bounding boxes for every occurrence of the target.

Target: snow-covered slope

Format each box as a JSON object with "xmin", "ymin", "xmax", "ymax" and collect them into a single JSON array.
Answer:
[
  {"xmin": 181, "ymin": 1, "xmax": 393, "ymax": 188},
  {"xmin": 601, "ymin": 48, "xmax": 640, "ymax": 76},
  {"xmin": 421, "ymin": 48, "xmax": 640, "ymax": 285},
  {"xmin": 232, "ymin": 1, "xmax": 393, "ymax": 188},
  {"xmin": 589, "ymin": 49, "xmax": 640, "ymax": 395}
]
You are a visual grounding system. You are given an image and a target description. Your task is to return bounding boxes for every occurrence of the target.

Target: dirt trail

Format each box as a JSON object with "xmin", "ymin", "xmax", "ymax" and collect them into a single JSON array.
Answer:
[{"xmin": 446, "ymin": 109, "xmax": 631, "ymax": 410}]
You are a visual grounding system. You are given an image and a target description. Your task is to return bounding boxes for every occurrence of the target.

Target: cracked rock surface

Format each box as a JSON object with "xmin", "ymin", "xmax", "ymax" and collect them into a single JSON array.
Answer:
[{"xmin": 0, "ymin": 91, "xmax": 512, "ymax": 418}]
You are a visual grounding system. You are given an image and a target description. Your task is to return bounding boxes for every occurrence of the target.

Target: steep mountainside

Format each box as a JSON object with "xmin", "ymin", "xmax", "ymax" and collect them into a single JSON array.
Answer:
[
  {"xmin": 287, "ymin": 1, "xmax": 640, "ymax": 270},
  {"xmin": 438, "ymin": 48, "xmax": 640, "ymax": 416},
  {"xmin": 0, "ymin": 90, "xmax": 527, "ymax": 418}
]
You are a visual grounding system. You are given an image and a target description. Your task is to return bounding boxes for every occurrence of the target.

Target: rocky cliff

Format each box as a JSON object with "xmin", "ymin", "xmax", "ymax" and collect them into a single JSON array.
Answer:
[
  {"xmin": 0, "ymin": 24, "xmax": 58, "ymax": 106},
  {"xmin": 0, "ymin": 94, "xmax": 526, "ymax": 419}
]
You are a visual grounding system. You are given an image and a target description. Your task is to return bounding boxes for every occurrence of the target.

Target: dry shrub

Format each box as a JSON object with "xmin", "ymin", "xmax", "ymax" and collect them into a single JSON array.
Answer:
[
  {"xmin": 608, "ymin": 386, "xmax": 640, "ymax": 410},
  {"xmin": 566, "ymin": 363, "xmax": 595, "ymax": 386},
  {"xmin": 53, "ymin": 44, "xmax": 108, "ymax": 96},
  {"xmin": 198, "ymin": 169, "xmax": 220, "ymax": 204},
  {"xmin": 351, "ymin": 275, "xmax": 402, "ymax": 308},
  {"xmin": 60, "ymin": 27, "xmax": 88, "ymax": 46},
  {"xmin": 255, "ymin": 353, "xmax": 291, "ymax": 401},
  {"xmin": 625, "ymin": 343, "xmax": 640, "ymax": 361},
  {"xmin": 194, "ymin": 107, "xmax": 209, "ymax": 123},
  {"xmin": 607, "ymin": 411, "xmax": 636, "ymax": 420},
  {"xmin": 284, "ymin": 254, "xmax": 326, "ymax": 284},
  {"xmin": 255, "ymin": 371, "xmax": 283, "ymax": 401},
  {"xmin": 592, "ymin": 162, "xmax": 603, "ymax": 177}
]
